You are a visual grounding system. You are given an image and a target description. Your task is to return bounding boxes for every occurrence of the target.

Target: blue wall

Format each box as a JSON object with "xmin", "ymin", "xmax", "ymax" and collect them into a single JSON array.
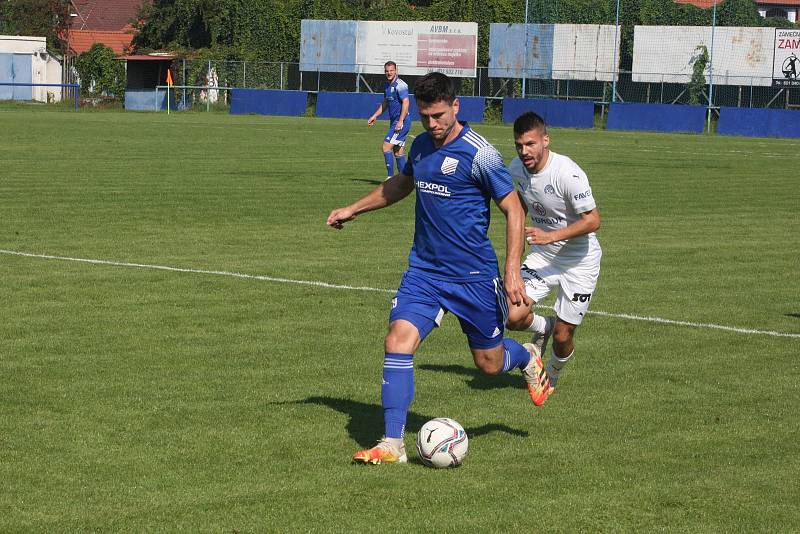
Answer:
[
  {"xmin": 230, "ymin": 89, "xmax": 308, "ymax": 116},
  {"xmin": 124, "ymin": 89, "xmax": 175, "ymax": 111},
  {"xmin": 314, "ymin": 92, "xmax": 485, "ymax": 123},
  {"xmin": 503, "ymin": 98, "xmax": 594, "ymax": 129},
  {"xmin": 717, "ymin": 107, "xmax": 800, "ymax": 139},
  {"xmin": 453, "ymin": 96, "xmax": 486, "ymax": 123},
  {"xmin": 607, "ymin": 102, "xmax": 706, "ymax": 134},
  {"xmin": 316, "ymin": 92, "xmax": 391, "ymax": 119}
]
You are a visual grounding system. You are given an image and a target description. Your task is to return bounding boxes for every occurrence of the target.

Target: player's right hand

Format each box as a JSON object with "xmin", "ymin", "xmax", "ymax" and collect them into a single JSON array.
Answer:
[
  {"xmin": 367, "ymin": 117, "xmax": 376, "ymax": 126},
  {"xmin": 327, "ymin": 208, "xmax": 355, "ymax": 229}
]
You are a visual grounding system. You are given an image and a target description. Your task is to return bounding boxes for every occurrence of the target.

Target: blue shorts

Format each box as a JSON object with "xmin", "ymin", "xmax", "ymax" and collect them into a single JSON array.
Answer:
[
  {"xmin": 389, "ymin": 270, "xmax": 508, "ymax": 349},
  {"xmin": 384, "ymin": 119, "xmax": 411, "ymax": 147}
]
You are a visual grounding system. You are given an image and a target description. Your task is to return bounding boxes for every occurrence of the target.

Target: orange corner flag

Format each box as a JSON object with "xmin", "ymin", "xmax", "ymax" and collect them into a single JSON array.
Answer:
[{"xmin": 166, "ymin": 69, "xmax": 174, "ymax": 87}]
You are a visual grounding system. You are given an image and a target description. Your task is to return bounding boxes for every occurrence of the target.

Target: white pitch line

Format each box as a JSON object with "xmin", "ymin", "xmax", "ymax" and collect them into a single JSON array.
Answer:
[
  {"xmin": 2, "ymin": 248, "xmax": 798, "ymax": 339},
  {"xmin": 0, "ymin": 249, "xmax": 392, "ymax": 294}
]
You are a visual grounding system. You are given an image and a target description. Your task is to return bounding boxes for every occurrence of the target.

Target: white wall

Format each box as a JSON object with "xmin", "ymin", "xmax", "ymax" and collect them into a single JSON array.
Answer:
[
  {"xmin": 45, "ymin": 56, "xmax": 64, "ymax": 102},
  {"xmin": 0, "ymin": 35, "xmax": 63, "ymax": 102},
  {"xmin": 0, "ymin": 35, "xmax": 46, "ymax": 54}
]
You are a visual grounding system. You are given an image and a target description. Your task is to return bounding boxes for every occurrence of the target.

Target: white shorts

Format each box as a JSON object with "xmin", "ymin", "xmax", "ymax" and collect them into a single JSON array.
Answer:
[{"xmin": 520, "ymin": 250, "xmax": 601, "ymax": 325}]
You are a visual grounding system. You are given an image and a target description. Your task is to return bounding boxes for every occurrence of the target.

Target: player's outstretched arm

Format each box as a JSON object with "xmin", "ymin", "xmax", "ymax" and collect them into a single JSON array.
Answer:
[
  {"xmin": 368, "ymin": 99, "xmax": 388, "ymax": 126},
  {"xmin": 495, "ymin": 192, "xmax": 526, "ymax": 306},
  {"xmin": 327, "ymin": 173, "xmax": 414, "ymax": 230}
]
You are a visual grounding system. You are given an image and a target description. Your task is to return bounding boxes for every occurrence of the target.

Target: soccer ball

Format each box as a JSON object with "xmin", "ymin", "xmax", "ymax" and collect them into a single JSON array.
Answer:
[{"xmin": 416, "ymin": 418, "xmax": 468, "ymax": 468}]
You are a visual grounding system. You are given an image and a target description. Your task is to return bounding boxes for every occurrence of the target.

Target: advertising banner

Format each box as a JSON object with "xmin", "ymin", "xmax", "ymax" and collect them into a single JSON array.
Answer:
[
  {"xmin": 300, "ymin": 20, "xmax": 478, "ymax": 77},
  {"xmin": 632, "ymin": 26, "xmax": 775, "ymax": 86},
  {"xmin": 773, "ymin": 28, "xmax": 800, "ymax": 87},
  {"xmin": 489, "ymin": 24, "xmax": 619, "ymax": 81}
]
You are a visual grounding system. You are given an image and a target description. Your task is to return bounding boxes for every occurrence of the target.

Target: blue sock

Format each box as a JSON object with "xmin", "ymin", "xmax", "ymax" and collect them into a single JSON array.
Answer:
[
  {"xmin": 382, "ymin": 353, "xmax": 414, "ymax": 438},
  {"xmin": 395, "ymin": 154, "xmax": 407, "ymax": 174},
  {"xmin": 383, "ymin": 151, "xmax": 394, "ymax": 177},
  {"xmin": 500, "ymin": 338, "xmax": 532, "ymax": 374}
]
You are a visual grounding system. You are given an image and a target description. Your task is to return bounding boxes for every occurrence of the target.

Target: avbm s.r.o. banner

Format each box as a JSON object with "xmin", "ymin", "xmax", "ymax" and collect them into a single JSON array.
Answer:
[
  {"xmin": 300, "ymin": 20, "xmax": 478, "ymax": 77},
  {"xmin": 357, "ymin": 21, "xmax": 477, "ymax": 77}
]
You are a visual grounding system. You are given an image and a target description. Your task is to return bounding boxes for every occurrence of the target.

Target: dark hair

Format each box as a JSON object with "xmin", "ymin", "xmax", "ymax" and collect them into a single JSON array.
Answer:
[
  {"xmin": 513, "ymin": 111, "xmax": 547, "ymax": 136},
  {"xmin": 384, "ymin": 61, "xmax": 397, "ymax": 68},
  {"xmin": 414, "ymin": 72, "xmax": 456, "ymax": 105}
]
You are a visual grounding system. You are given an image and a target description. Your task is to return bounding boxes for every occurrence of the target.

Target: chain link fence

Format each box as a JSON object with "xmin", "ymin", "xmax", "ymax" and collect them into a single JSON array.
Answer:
[{"xmin": 162, "ymin": 59, "xmax": 797, "ymax": 112}]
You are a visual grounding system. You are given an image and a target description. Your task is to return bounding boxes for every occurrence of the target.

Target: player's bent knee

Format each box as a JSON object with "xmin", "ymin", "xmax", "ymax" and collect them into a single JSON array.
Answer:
[
  {"xmin": 475, "ymin": 358, "xmax": 502, "ymax": 375},
  {"xmin": 471, "ymin": 349, "xmax": 503, "ymax": 375},
  {"xmin": 505, "ymin": 316, "xmax": 527, "ymax": 331},
  {"xmin": 384, "ymin": 320, "xmax": 421, "ymax": 353},
  {"xmin": 505, "ymin": 308, "xmax": 532, "ymax": 331}
]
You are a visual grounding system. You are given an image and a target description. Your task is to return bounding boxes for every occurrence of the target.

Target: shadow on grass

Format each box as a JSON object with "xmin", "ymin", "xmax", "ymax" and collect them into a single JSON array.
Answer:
[
  {"xmin": 417, "ymin": 363, "xmax": 522, "ymax": 391},
  {"xmin": 351, "ymin": 178, "xmax": 384, "ymax": 185},
  {"xmin": 270, "ymin": 396, "xmax": 529, "ymax": 449},
  {"xmin": 785, "ymin": 313, "xmax": 800, "ymax": 319}
]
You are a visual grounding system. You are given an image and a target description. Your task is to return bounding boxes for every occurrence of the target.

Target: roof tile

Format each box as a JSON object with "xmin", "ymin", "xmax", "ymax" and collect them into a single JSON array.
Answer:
[{"xmin": 69, "ymin": 0, "xmax": 148, "ymax": 32}]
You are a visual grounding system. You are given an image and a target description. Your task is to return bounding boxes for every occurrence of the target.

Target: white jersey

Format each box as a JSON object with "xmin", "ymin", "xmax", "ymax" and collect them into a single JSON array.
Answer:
[{"xmin": 509, "ymin": 151, "xmax": 601, "ymax": 265}]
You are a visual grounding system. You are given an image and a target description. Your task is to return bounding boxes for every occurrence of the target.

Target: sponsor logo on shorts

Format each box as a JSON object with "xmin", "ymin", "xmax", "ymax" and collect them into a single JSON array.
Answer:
[
  {"xmin": 491, "ymin": 327, "xmax": 501, "ymax": 337},
  {"xmin": 572, "ymin": 292, "xmax": 592, "ymax": 303},
  {"xmin": 417, "ymin": 180, "xmax": 452, "ymax": 197},
  {"xmin": 392, "ymin": 297, "xmax": 398, "ymax": 308},
  {"xmin": 522, "ymin": 266, "xmax": 545, "ymax": 284}
]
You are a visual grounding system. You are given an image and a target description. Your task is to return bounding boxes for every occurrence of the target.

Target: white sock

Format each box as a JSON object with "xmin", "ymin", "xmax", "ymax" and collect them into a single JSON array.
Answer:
[
  {"xmin": 385, "ymin": 437, "xmax": 404, "ymax": 451},
  {"xmin": 528, "ymin": 314, "xmax": 548, "ymax": 333},
  {"xmin": 546, "ymin": 348, "xmax": 574, "ymax": 388}
]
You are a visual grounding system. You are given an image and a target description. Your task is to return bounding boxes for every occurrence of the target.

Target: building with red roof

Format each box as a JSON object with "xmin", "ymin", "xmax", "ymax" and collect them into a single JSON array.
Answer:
[
  {"xmin": 675, "ymin": 0, "xmax": 799, "ymax": 22},
  {"xmin": 66, "ymin": 0, "xmax": 149, "ymax": 55},
  {"xmin": 754, "ymin": 0, "xmax": 800, "ymax": 22}
]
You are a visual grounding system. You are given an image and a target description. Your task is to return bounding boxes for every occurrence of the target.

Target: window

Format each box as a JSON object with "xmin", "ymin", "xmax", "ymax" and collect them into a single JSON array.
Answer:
[{"xmin": 765, "ymin": 7, "xmax": 789, "ymax": 18}]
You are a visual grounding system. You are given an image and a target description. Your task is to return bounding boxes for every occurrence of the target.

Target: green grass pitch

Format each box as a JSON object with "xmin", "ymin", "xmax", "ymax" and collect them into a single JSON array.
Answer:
[{"xmin": 1, "ymin": 104, "xmax": 798, "ymax": 531}]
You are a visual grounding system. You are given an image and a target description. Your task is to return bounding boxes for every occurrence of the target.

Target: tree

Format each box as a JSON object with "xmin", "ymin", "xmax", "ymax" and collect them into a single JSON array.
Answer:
[
  {"xmin": 1, "ymin": 0, "xmax": 71, "ymax": 53},
  {"xmin": 74, "ymin": 43, "xmax": 125, "ymax": 97},
  {"xmin": 688, "ymin": 44, "xmax": 708, "ymax": 104}
]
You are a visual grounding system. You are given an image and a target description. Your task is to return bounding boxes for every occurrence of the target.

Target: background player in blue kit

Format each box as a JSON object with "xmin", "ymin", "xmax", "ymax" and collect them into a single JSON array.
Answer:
[
  {"xmin": 367, "ymin": 61, "xmax": 411, "ymax": 179},
  {"xmin": 328, "ymin": 72, "xmax": 542, "ymax": 465}
]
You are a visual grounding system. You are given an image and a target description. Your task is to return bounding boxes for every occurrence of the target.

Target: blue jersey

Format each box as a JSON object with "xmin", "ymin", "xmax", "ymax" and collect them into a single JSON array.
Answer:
[
  {"xmin": 384, "ymin": 77, "xmax": 409, "ymax": 122},
  {"xmin": 401, "ymin": 123, "xmax": 514, "ymax": 281}
]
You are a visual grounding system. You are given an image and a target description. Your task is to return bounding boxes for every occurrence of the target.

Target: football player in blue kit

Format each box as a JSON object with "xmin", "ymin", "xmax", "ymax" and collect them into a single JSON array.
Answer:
[
  {"xmin": 328, "ymin": 72, "xmax": 542, "ymax": 465},
  {"xmin": 368, "ymin": 61, "xmax": 412, "ymax": 179}
]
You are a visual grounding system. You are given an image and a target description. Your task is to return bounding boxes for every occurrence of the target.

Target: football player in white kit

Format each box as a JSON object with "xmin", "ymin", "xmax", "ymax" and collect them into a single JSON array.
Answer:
[{"xmin": 506, "ymin": 111, "xmax": 602, "ymax": 406}]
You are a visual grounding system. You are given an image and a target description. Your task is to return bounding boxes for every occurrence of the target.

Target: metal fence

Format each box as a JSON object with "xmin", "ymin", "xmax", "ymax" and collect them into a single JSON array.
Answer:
[{"xmin": 163, "ymin": 59, "xmax": 798, "ymax": 112}]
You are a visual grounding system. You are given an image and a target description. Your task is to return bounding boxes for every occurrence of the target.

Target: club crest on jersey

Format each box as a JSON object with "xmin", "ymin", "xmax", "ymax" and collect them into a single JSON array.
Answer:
[
  {"xmin": 544, "ymin": 184, "xmax": 555, "ymax": 195},
  {"xmin": 533, "ymin": 202, "xmax": 547, "ymax": 216},
  {"xmin": 440, "ymin": 156, "xmax": 459, "ymax": 175}
]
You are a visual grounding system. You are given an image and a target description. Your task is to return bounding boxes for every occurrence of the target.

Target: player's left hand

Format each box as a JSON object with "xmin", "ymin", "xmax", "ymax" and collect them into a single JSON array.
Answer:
[
  {"xmin": 395, "ymin": 120, "xmax": 404, "ymax": 132},
  {"xmin": 503, "ymin": 269, "xmax": 526, "ymax": 307}
]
